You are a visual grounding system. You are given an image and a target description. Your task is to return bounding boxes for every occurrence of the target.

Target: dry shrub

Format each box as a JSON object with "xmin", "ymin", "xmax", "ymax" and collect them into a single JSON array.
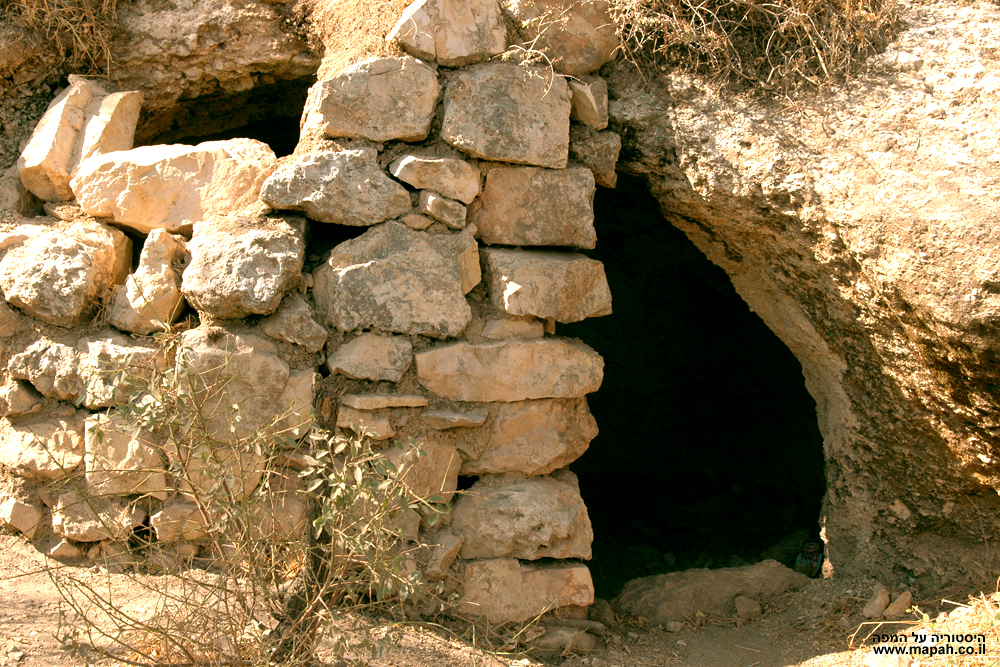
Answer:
[
  {"xmin": 607, "ymin": 0, "xmax": 902, "ymax": 91},
  {"xmin": 298, "ymin": 0, "xmax": 409, "ymax": 80},
  {"xmin": 0, "ymin": 0, "xmax": 120, "ymax": 74}
]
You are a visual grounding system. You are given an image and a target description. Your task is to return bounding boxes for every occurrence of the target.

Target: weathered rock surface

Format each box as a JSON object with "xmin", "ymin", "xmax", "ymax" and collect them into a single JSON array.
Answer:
[
  {"xmin": 460, "ymin": 398, "xmax": 597, "ymax": 475},
  {"xmin": 416, "ymin": 338, "xmax": 603, "ymax": 401},
  {"xmin": 0, "ymin": 220, "xmax": 130, "ymax": 327},
  {"xmin": 481, "ymin": 248, "xmax": 612, "ymax": 322},
  {"xmin": 506, "ymin": 0, "xmax": 619, "ymax": 76},
  {"xmin": 0, "ymin": 496, "xmax": 43, "ymax": 539},
  {"xmin": 387, "ymin": 0, "xmax": 506, "ymax": 67},
  {"xmin": 863, "ymin": 584, "xmax": 891, "ymax": 619},
  {"xmin": 313, "ymin": 222, "xmax": 478, "ymax": 337},
  {"xmin": 337, "ymin": 405, "xmax": 395, "ymax": 440},
  {"xmin": 169, "ymin": 440, "xmax": 265, "ymax": 501},
  {"xmin": 388, "ymin": 155, "xmax": 481, "ymax": 204},
  {"xmin": 422, "ymin": 407, "xmax": 488, "ymax": 429},
  {"xmin": 181, "ymin": 215, "xmax": 303, "ymax": 319},
  {"xmin": 387, "ymin": 439, "xmax": 461, "ymax": 501},
  {"xmin": 18, "ymin": 76, "xmax": 142, "ymax": 202},
  {"xmin": 52, "ymin": 490, "xmax": 138, "ymax": 543},
  {"xmin": 0, "ymin": 407, "xmax": 87, "ymax": 479},
  {"xmin": 85, "ymin": 413, "xmax": 167, "ymax": 499},
  {"xmin": 261, "ymin": 149, "xmax": 411, "ymax": 226},
  {"xmin": 452, "ymin": 469, "xmax": 592, "ymax": 560},
  {"xmin": 442, "ymin": 64, "xmax": 571, "ymax": 169},
  {"xmin": 0, "ymin": 380, "xmax": 42, "ymax": 417},
  {"xmin": 481, "ymin": 317, "xmax": 545, "ymax": 340},
  {"xmin": 461, "ymin": 559, "xmax": 594, "ymax": 624},
  {"xmin": 417, "ymin": 191, "xmax": 466, "ymax": 230},
  {"xmin": 569, "ymin": 75, "xmax": 608, "ymax": 130},
  {"xmin": 734, "ymin": 595, "xmax": 762, "ymax": 620},
  {"xmin": 470, "ymin": 166, "xmax": 596, "ymax": 248},
  {"xmin": 150, "ymin": 502, "xmax": 208, "ymax": 543},
  {"xmin": 71, "ymin": 139, "xmax": 277, "ymax": 235},
  {"xmin": 424, "ymin": 531, "xmax": 463, "ymax": 581},
  {"xmin": 614, "ymin": 560, "xmax": 809, "ymax": 623},
  {"xmin": 107, "ymin": 229, "xmax": 187, "ymax": 334},
  {"xmin": 260, "ymin": 292, "xmax": 328, "ymax": 353},
  {"xmin": 569, "ymin": 125, "xmax": 620, "ymax": 188},
  {"xmin": 300, "ymin": 57, "xmax": 440, "ymax": 142},
  {"xmin": 0, "ymin": 164, "xmax": 40, "ymax": 216},
  {"xmin": 883, "ymin": 591, "xmax": 913, "ymax": 619},
  {"xmin": 327, "ymin": 333, "xmax": 413, "ymax": 382},
  {"xmin": 341, "ymin": 393, "xmax": 428, "ymax": 410}
]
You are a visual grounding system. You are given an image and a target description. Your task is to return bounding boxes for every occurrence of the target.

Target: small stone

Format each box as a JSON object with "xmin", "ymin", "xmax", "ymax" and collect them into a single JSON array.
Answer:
[
  {"xmin": 734, "ymin": 595, "xmax": 762, "ymax": 620},
  {"xmin": 424, "ymin": 531, "xmax": 463, "ymax": 581},
  {"xmin": 417, "ymin": 190, "xmax": 466, "ymax": 229},
  {"xmin": 386, "ymin": 0, "xmax": 506, "ymax": 67},
  {"xmin": 535, "ymin": 626, "xmax": 598, "ymax": 653},
  {"xmin": 506, "ymin": 0, "xmax": 619, "ymax": 76},
  {"xmin": 569, "ymin": 125, "xmax": 621, "ymax": 188},
  {"xmin": 0, "ymin": 379, "xmax": 42, "ymax": 417},
  {"xmin": 337, "ymin": 405, "xmax": 395, "ymax": 440},
  {"xmin": 401, "ymin": 213, "xmax": 435, "ymax": 230},
  {"xmin": 341, "ymin": 393, "xmax": 429, "ymax": 410},
  {"xmin": 863, "ymin": 584, "xmax": 891, "ymax": 619},
  {"xmin": 569, "ymin": 76, "xmax": 608, "ymax": 130},
  {"xmin": 48, "ymin": 540, "xmax": 83, "ymax": 559},
  {"xmin": 883, "ymin": 590, "xmax": 912, "ymax": 619},
  {"xmin": 665, "ymin": 621, "xmax": 684, "ymax": 632},
  {"xmin": 389, "ymin": 155, "xmax": 481, "ymax": 204},
  {"xmin": 107, "ymin": 228, "xmax": 187, "ymax": 334},
  {"xmin": 327, "ymin": 333, "xmax": 413, "ymax": 382},
  {"xmin": 261, "ymin": 149, "xmax": 411, "ymax": 226},
  {"xmin": 421, "ymin": 407, "xmax": 488, "ymax": 429},
  {"xmin": 260, "ymin": 292, "xmax": 329, "ymax": 353},
  {"xmin": 0, "ymin": 496, "xmax": 43, "ymax": 539},
  {"xmin": 481, "ymin": 317, "xmax": 545, "ymax": 340}
]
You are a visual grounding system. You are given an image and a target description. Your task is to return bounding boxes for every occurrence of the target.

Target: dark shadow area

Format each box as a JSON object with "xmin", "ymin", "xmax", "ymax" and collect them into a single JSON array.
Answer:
[{"xmin": 562, "ymin": 173, "xmax": 826, "ymax": 600}]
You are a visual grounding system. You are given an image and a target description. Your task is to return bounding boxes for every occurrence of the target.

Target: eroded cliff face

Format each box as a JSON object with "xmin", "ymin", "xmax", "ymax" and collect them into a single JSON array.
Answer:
[{"xmin": 607, "ymin": 1, "xmax": 1000, "ymax": 588}]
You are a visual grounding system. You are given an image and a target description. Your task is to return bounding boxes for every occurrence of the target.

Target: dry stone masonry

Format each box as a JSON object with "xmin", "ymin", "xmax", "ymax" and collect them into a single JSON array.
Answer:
[{"xmin": 0, "ymin": 0, "xmax": 629, "ymax": 627}]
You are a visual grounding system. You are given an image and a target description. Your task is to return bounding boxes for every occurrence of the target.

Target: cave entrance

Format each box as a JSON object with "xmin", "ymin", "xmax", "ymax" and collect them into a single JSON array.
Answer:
[{"xmin": 562, "ymin": 173, "xmax": 826, "ymax": 600}]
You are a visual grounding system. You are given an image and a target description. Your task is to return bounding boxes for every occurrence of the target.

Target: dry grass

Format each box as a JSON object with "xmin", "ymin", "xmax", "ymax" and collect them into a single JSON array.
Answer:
[
  {"xmin": 0, "ymin": 0, "xmax": 120, "ymax": 74},
  {"xmin": 297, "ymin": 0, "xmax": 409, "ymax": 80},
  {"xmin": 607, "ymin": 0, "xmax": 902, "ymax": 91}
]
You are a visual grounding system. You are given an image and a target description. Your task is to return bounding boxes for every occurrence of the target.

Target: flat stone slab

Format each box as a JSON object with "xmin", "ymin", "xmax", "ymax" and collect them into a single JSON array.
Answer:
[
  {"xmin": 71, "ymin": 139, "xmax": 277, "ymax": 235},
  {"xmin": 416, "ymin": 338, "xmax": 603, "ymax": 402},
  {"xmin": 388, "ymin": 155, "xmax": 481, "ymax": 204},
  {"xmin": 452, "ymin": 469, "xmax": 593, "ymax": 560},
  {"xmin": 422, "ymin": 407, "xmax": 488, "ymax": 429},
  {"xmin": 261, "ymin": 149, "xmax": 411, "ymax": 226},
  {"xmin": 387, "ymin": 0, "xmax": 506, "ymax": 67},
  {"xmin": 481, "ymin": 248, "xmax": 612, "ymax": 323},
  {"xmin": 471, "ymin": 165, "xmax": 596, "ymax": 248},
  {"xmin": 301, "ymin": 56, "xmax": 440, "ymax": 142},
  {"xmin": 327, "ymin": 333, "xmax": 413, "ymax": 382},
  {"xmin": 461, "ymin": 559, "xmax": 595, "ymax": 624},
  {"xmin": 341, "ymin": 393, "xmax": 429, "ymax": 410},
  {"xmin": 442, "ymin": 63, "xmax": 571, "ymax": 169}
]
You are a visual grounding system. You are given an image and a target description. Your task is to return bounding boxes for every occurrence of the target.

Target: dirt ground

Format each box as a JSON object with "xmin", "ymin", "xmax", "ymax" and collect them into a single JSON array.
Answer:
[{"xmin": 2, "ymin": 528, "xmax": 982, "ymax": 667}]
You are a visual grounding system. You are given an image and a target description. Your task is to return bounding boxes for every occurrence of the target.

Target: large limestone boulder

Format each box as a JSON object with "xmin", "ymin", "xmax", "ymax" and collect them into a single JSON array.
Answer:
[
  {"xmin": 460, "ymin": 559, "xmax": 595, "ymax": 624},
  {"xmin": 261, "ymin": 149, "xmax": 411, "ymax": 226},
  {"xmin": 451, "ymin": 470, "xmax": 593, "ymax": 560},
  {"xmin": 506, "ymin": 0, "xmax": 620, "ymax": 76},
  {"xmin": 416, "ymin": 338, "xmax": 603, "ymax": 401},
  {"xmin": 460, "ymin": 398, "xmax": 597, "ymax": 475},
  {"xmin": 388, "ymin": 155, "xmax": 481, "ymax": 204},
  {"xmin": 260, "ymin": 292, "xmax": 328, "ymax": 354},
  {"xmin": 614, "ymin": 561, "xmax": 810, "ymax": 623},
  {"xmin": 300, "ymin": 56, "xmax": 440, "ymax": 142},
  {"xmin": 481, "ymin": 248, "xmax": 612, "ymax": 322},
  {"xmin": 85, "ymin": 413, "xmax": 168, "ymax": 499},
  {"xmin": 442, "ymin": 64, "xmax": 572, "ymax": 169},
  {"xmin": 70, "ymin": 139, "xmax": 277, "ymax": 235},
  {"xmin": 18, "ymin": 76, "xmax": 142, "ymax": 202},
  {"xmin": 387, "ymin": 0, "xmax": 507, "ymax": 67},
  {"xmin": 471, "ymin": 166, "xmax": 596, "ymax": 247},
  {"xmin": 107, "ymin": 229, "xmax": 187, "ymax": 334},
  {"xmin": 327, "ymin": 333, "xmax": 413, "ymax": 382},
  {"xmin": 313, "ymin": 222, "xmax": 479, "ymax": 338},
  {"xmin": 181, "ymin": 215, "xmax": 304, "ymax": 319},
  {"xmin": 0, "ymin": 407, "xmax": 87, "ymax": 479},
  {"xmin": 0, "ymin": 220, "xmax": 130, "ymax": 328}
]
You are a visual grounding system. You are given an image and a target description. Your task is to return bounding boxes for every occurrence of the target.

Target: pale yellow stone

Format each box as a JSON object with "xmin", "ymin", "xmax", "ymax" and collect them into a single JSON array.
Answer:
[{"xmin": 461, "ymin": 559, "xmax": 595, "ymax": 624}]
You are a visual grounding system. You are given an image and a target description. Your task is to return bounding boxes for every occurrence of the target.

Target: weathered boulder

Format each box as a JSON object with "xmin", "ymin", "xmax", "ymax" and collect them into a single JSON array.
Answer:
[
  {"xmin": 313, "ymin": 222, "xmax": 478, "ymax": 337},
  {"xmin": 107, "ymin": 229, "xmax": 187, "ymax": 334},
  {"xmin": 52, "ymin": 490, "xmax": 139, "ymax": 543},
  {"xmin": 416, "ymin": 338, "xmax": 603, "ymax": 401},
  {"xmin": 0, "ymin": 220, "xmax": 130, "ymax": 327},
  {"xmin": 150, "ymin": 502, "xmax": 209, "ymax": 543},
  {"xmin": 417, "ymin": 191, "xmax": 466, "ymax": 230},
  {"xmin": 388, "ymin": 155, "xmax": 481, "ymax": 204},
  {"xmin": 470, "ymin": 166, "xmax": 596, "ymax": 248},
  {"xmin": 568, "ymin": 75, "xmax": 608, "ymax": 130},
  {"xmin": 0, "ymin": 496, "xmax": 43, "ymax": 539},
  {"xmin": 18, "ymin": 76, "xmax": 142, "ymax": 202},
  {"xmin": 85, "ymin": 413, "xmax": 168, "ymax": 499},
  {"xmin": 327, "ymin": 333, "xmax": 413, "ymax": 382},
  {"xmin": 614, "ymin": 561, "xmax": 809, "ymax": 623},
  {"xmin": 569, "ymin": 125, "xmax": 620, "ymax": 188},
  {"xmin": 481, "ymin": 248, "xmax": 612, "ymax": 322},
  {"xmin": 460, "ymin": 398, "xmax": 597, "ymax": 475},
  {"xmin": 506, "ymin": 0, "xmax": 619, "ymax": 76},
  {"xmin": 261, "ymin": 149, "xmax": 411, "ymax": 226},
  {"xmin": 260, "ymin": 292, "xmax": 328, "ymax": 353},
  {"xmin": 181, "ymin": 215, "xmax": 304, "ymax": 319},
  {"xmin": 300, "ymin": 56, "xmax": 440, "ymax": 142},
  {"xmin": 71, "ymin": 139, "xmax": 277, "ymax": 235},
  {"xmin": 0, "ymin": 379, "xmax": 42, "ymax": 417},
  {"xmin": 442, "ymin": 64, "xmax": 572, "ymax": 169},
  {"xmin": 386, "ymin": 440, "xmax": 461, "ymax": 501},
  {"xmin": 0, "ymin": 407, "xmax": 87, "ymax": 479},
  {"xmin": 387, "ymin": 0, "xmax": 506, "ymax": 67},
  {"xmin": 452, "ymin": 469, "xmax": 592, "ymax": 560},
  {"xmin": 460, "ymin": 559, "xmax": 595, "ymax": 624}
]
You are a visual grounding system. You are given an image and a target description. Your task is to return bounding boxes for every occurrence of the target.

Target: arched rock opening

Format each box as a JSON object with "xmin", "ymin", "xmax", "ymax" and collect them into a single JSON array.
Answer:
[{"xmin": 563, "ymin": 174, "xmax": 827, "ymax": 598}]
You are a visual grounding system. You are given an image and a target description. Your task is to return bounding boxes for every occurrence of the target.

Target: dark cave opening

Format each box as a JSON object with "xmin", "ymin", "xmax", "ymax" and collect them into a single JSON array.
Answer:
[{"xmin": 562, "ymin": 173, "xmax": 827, "ymax": 600}]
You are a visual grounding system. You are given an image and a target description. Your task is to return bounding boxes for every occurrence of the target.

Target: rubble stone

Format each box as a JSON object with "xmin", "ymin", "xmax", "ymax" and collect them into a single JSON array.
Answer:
[
  {"xmin": 107, "ymin": 229, "xmax": 187, "ymax": 334},
  {"xmin": 461, "ymin": 559, "xmax": 595, "ymax": 624},
  {"xmin": 421, "ymin": 407, "xmax": 488, "ymax": 429},
  {"xmin": 0, "ymin": 407, "xmax": 87, "ymax": 479},
  {"xmin": 388, "ymin": 155, "xmax": 481, "ymax": 204},
  {"xmin": 568, "ymin": 75, "xmax": 609, "ymax": 130},
  {"xmin": 569, "ymin": 125, "xmax": 620, "ymax": 188},
  {"xmin": 386, "ymin": 439, "xmax": 461, "ymax": 501},
  {"xmin": 0, "ymin": 380, "xmax": 42, "ymax": 417},
  {"xmin": 341, "ymin": 393, "xmax": 429, "ymax": 410},
  {"xmin": 863, "ymin": 584, "xmax": 891, "ymax": 619},
  {"xmin": 416, "ymin": 338, "xmax": 603, "ymax": 401},
  {"xmin": 481, "ymin": 248, "xmax": 612, "ymax": 322},
  {"xmin": 327, "ymin": 333, "xmax": 413, "ymax": 382},
  {"xmin": 442, "ymin": 64, "xmax": 571, "ymax": 169},
  {"xmin": 424, "ymin": 531, "xmax": 463, "ymax": 581},
  {"xmin": 48, "ymin": 540, "xmax": 83, "ymax": 559},
  {"xmin": 417, "ymin": 191, "xmax": 466, "ymax": 229},
  {"xmin": 337, "ymin": 405, "xmax": 395, "ymax": 440},
  {"xmin": 734, "ymin": 595, "xmax": 762, "ymax": 620},
  {"xmin": 150, "ymin": 502, "xmax": 208, "ymax": 543},
  {"xmin": 506, "ymin": 0, "xmax": 619, "ymax": 76},
  {"xmin": 85, "ymin": 413, "xmax": 168, "ymax": 499},
  {"xmin": 0, "ymin": 496, "xmax": 43, "ymax": 539},
  {"xmin": 387, "ymin": 0, "xmax": 506, "ymax": 67},
  {"xmin": 260, "ymin": 292, "xmax": 328, "ymax": 353},
  {"xmin": 883, "ymin": 591, "xmax": 913, "ymax": 619},
  {"xmin": 71, "ymin": 139, "xmax": 277, "ymax": 235},
  {"xmin": 470, "ymin": 166, "xmax": 596, "ymax": 248},
  {"xmin": 52, "ymin": 490, "xmax": 135, "ymax": 543},
  {"xmin": 481, "ymin": 317, "xmax": 545, "ymax": 340}
]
